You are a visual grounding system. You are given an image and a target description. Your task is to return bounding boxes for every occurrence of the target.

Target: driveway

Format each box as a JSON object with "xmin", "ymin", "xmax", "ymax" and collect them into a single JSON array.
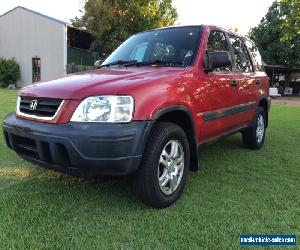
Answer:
[{"xmin": 272, "ymin": 96, "xmax": 300, "ymax": 107}]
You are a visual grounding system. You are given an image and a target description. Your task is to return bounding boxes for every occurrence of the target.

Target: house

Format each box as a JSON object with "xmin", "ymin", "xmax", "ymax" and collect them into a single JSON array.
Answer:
[
  {"xmin": 265, "ymin": 65, "xmax": 300, "ymax": 95},
  {"xmin": 0, "ymin": 6, "xmax": 97, "ymax": 87}
]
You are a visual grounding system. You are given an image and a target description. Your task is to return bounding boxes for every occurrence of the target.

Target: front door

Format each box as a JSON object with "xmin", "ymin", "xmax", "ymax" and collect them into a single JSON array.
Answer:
[{"xmin": 197, "ymin": 29, "xmax": 237, "ymax": 141}]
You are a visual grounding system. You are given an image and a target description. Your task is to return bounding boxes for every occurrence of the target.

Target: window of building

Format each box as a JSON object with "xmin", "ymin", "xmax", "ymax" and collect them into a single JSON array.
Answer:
[{"xmin": 32, "ymin": 58, "xmax": 41, "ymax": 83}]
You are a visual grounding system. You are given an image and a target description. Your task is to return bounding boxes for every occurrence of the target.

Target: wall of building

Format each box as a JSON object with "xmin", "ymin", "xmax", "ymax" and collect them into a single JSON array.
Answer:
[
  {"xmin": 291, "ymin": 73, "xmax": 300, "ymax": 81},
  {"xmin": 0, "ymin": 7, "xmax": 66, "ymax": 87}
]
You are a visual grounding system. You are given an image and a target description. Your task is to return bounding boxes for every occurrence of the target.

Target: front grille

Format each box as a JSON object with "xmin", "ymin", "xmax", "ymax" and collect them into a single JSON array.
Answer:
[{"xmin": 18, "ymin": 96, "xmax": 63, "ymax": 119}]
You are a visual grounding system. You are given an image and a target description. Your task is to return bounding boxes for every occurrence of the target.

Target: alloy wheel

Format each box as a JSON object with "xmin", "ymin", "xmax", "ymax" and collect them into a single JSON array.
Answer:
[
  {"xmin": 256, "ymin": 114, "xmax": 265, "ymax": 143},
  {"xmin": 158, "ymin": 140, "xmax": 185, "ymax": 195}
]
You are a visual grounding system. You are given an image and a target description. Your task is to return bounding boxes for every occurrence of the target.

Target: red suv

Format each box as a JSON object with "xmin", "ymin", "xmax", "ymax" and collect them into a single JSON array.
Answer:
[{"xmin": 3, "ymin": 25, "xmax": 270, "ymax": 208}]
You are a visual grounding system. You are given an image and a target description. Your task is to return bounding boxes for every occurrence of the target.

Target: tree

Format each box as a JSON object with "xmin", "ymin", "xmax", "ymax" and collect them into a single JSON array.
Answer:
[
  {"xmin": 249, "ymin": 0, "xmax": 300, "ymax": 67},
  {"xmin": 72, "ymin": 0, "xmax": 178, "ymax": 58}
]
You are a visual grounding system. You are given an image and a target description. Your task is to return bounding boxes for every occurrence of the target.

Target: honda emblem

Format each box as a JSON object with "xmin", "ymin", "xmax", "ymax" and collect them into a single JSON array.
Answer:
[{"xmin": 30, "ymin": 100, "xmax": 38, "ymax": 111}]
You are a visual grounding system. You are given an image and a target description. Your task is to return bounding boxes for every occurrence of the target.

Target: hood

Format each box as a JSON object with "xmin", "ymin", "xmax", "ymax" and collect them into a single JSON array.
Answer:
[{"xmin": 20, "ymin": 67, "xmax": 185, "ymax": 100}]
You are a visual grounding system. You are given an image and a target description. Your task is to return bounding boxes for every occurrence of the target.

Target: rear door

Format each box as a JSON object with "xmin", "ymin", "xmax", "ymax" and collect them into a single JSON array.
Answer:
[
  {"xmin": 226, "ymin": 33, "xmax": 257, "ymax": 127},
  {"xmin": 245, "ymin": 38, "xmax": 269, "ymax": 101}
]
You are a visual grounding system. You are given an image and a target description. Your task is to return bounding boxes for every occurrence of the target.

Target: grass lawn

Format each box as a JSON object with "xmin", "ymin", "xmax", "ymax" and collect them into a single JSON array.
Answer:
[{"xmin": 0, "ymin": 88, "xmax": 299, "ymax": 249}]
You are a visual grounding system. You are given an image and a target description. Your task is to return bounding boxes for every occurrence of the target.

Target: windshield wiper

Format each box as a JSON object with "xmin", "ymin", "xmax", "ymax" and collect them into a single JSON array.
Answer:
[
  {"xmin": 124, "ymin": 60, "xmax": 183, "ymax": 67},
  {"xmin": 98, "ymin": 60, "xmax": 137, "ymax": 68},
  {"xmin": 99, "ymin": 59, "xmax": 183, "ymax": 69}
]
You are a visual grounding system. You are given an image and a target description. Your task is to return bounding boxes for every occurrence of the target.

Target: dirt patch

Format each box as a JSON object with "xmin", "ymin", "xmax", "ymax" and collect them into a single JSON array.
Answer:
[
  {"xmin": 0, "ymin": 167, "xmax": 31, "ymax": 178},
  {"xmin": 271, "ymin": 96, "xmax": 300, "ymax": 107}
]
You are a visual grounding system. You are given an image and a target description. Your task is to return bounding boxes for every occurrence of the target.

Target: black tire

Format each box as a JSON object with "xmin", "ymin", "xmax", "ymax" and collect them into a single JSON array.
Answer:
[
  {"xmin": 242, "ymin": 107, "xmax": 267, "ymax": 150},
  {"xmin": 132, "ymin": 122, "xmax": 190, "ymax": 208}
]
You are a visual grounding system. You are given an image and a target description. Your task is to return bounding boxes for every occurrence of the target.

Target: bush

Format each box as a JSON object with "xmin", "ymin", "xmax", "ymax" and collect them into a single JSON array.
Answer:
[{"xmin": 0, "ymin": 58, "xmax": 21, "ymax": 88}]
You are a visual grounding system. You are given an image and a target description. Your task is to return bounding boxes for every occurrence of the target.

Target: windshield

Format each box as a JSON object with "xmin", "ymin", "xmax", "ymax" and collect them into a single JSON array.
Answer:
[{"xmin": 102, "ymin": 26, "xmax": 202, "ymax": 68}]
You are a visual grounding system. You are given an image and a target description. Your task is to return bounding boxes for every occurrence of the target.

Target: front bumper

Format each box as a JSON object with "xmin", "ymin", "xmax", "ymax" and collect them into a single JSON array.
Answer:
[{"xmin": 3, "ymin": 113, "xmax": 153, "ymax": 177}]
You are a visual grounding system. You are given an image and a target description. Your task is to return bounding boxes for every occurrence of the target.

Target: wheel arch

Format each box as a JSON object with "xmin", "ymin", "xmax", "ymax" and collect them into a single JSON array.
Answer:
[{"xmin": 152, "ymin": 105, "xmax": 199, "ymax": 171}]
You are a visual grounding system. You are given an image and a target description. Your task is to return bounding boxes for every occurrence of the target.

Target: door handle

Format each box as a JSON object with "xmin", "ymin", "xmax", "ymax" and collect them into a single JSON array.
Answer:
[
  {"xmin": 256, "ymin": 79, "xmax": 261, "ymax": 85},
  {"xmin": 231, "ymin": 80, "xmax": 238, "ymax": 87}
]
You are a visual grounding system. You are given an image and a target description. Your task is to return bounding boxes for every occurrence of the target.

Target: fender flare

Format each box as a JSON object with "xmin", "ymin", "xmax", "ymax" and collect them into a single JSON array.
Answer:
[
  {"xmin": 151, "ymin": 105, "xmax": 199, "ymax": 171},
  {"xmin": 257, "ymin": 96, "xmax": 271, "ymax": 128}
]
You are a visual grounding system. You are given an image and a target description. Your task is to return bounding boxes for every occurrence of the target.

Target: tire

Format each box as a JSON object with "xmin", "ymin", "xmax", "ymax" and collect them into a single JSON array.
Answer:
[
  {"xmin": 242, "ymin": 107, "xmax": 267, "ymax": 150},
  {"xmin": 132, "ymin": 122, "xmax": 190, "ymax": 208}
]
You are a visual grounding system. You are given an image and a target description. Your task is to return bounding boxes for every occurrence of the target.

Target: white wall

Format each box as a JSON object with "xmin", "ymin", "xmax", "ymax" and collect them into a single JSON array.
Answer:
[{"xmin": 0, "ymin": 7, "xmax": 66, "ymax": 87}]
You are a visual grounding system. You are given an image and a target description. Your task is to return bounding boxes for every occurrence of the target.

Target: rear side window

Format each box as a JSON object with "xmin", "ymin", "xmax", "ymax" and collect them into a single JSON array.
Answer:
[
  {"xmin": 228, "ymin": 35, "xmax": 253, "ymax": 72},
  {"xmin": 245, "ymin": 39, "xmax": 264, "ymax": 71},
  {"xmin": 206, "ymin": 30, "xmax": 231, "ymax": 72}
]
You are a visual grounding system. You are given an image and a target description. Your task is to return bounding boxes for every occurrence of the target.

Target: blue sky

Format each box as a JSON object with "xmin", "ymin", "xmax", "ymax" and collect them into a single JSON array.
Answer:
[{"xmin": 0, "ymin": 0, "xmax": 275, "ymax": 34}]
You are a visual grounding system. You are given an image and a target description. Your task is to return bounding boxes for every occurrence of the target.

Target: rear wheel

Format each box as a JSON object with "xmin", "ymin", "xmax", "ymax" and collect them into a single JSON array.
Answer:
[
  {"xmin": 242, "ymin": 107, "xmax": 267, "ymax": 149},
  {"xmin": 132, "ymin": 122, "xmax": 190, "ymax": 208}
]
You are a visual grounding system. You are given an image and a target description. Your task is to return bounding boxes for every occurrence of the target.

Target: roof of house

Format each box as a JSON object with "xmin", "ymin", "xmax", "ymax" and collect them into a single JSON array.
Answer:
[
  {"xmin": 0, "ymin": 6, "xmax": 68, "ymax": 25},
  {"xmin": 264, "ymin": 65, "xmax": 300, "ymax": 73}
]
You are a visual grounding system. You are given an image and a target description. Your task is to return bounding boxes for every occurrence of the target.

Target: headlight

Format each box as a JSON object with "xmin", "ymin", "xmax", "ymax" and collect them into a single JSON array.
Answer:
[{"xmin": 71, "ymin": 96, "xmax": 134, "ymax": 123}]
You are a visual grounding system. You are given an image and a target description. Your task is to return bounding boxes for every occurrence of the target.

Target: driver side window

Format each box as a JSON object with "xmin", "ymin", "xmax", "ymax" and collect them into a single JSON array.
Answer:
[{"xmin": 206, "ymin": 30, "xmax": 232, "ymax": 72}]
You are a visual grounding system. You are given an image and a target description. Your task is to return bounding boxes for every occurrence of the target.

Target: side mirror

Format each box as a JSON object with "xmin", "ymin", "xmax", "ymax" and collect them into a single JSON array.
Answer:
[
  {"xmin": 94, "ymin": 60, "xmax": 103, "ymax": 68},
  {"xmin": 204, "ymin": 51, "xmax": 232, "ymax": 72}
]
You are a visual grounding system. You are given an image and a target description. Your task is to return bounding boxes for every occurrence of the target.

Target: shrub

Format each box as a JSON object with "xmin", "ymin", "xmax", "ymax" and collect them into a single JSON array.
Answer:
[{"xmin": 0, "ymin": 58, "xmax": 21, "ymax": 88}]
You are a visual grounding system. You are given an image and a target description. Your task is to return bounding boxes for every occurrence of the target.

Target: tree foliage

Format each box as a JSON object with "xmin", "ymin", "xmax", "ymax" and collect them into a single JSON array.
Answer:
[
  {"xmin": 72, "ymin": 0, "xmax": 178, "ymax": 57},
  {"xmin": 249, "ymin": 0, "xmax": 300, "ymax": 67}
]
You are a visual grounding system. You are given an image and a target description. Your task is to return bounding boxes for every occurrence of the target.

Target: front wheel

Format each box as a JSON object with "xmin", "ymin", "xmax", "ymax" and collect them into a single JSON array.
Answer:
[
  {"xmin": 242, "ymin": 107, "xmax": 267, "ymax": 150},
  {"xmin": 132, "ymin": 122, "xmax": 190, "ymax": 208}
]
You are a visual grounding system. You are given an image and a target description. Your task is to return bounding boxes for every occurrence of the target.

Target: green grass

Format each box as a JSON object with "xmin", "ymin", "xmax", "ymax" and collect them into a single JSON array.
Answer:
[{"xmin": 0, "ymin": 88, "xmax": 299, "ymax": 249}]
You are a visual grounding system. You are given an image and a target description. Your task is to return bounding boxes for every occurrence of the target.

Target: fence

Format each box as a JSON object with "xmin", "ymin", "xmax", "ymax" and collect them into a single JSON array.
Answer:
[{"xmin": 67, "ymin": 46, "xmax": 98, "ymax": 74}]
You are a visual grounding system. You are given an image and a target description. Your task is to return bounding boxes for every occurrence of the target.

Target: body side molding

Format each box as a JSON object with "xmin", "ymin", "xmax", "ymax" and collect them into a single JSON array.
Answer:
[{"xmin": 203, "ymin": 102, "xmax": 256, "ymax": 122}]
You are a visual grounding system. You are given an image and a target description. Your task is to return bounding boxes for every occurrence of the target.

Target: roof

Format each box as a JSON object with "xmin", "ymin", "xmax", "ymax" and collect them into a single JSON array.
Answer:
[
  {"xmin": 136, "ymin": 24, "xmax": 246, "ymax": 38},
  {"xmin": 264, "ymin": 65, "xmax": 300, "ymax": 74},
  {"xmin": 0, "ymin": 6, "xmax": 68, "ymax": 25},
  {"xmin": 135, "ymin": 25, "xmax": 203, "ymax": 35}
]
